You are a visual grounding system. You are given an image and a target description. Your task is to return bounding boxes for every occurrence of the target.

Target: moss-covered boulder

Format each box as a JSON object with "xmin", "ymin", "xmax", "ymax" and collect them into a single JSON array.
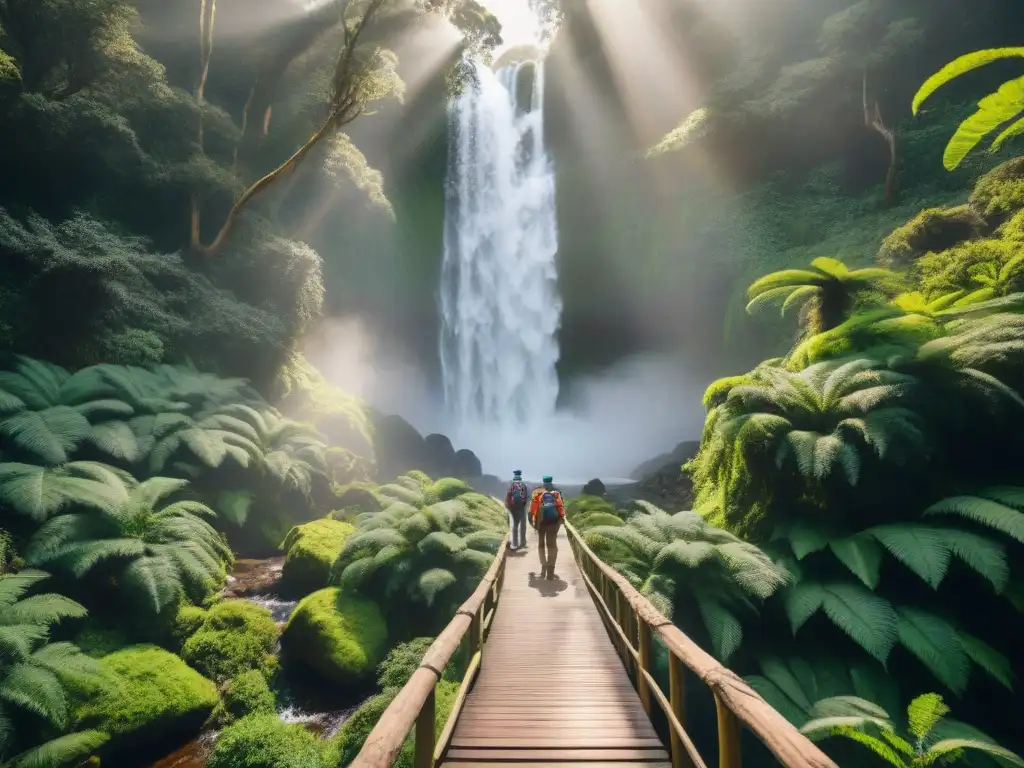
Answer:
[
  {"xmin": 333, "ymin": 482, "xmax": 383, "ymax": 516},
  {"xmin": 216, "ymin": 670, "xmax": 277, "ymax": 725},
  {"xmin": 971, "ymin": 156, "xmax": 1024, "ymax": 221},
  {"xmin": 181, "ymin": 600, "xmax": 279, "ymax": 682},
  {"xmin": 207, "ymin": 714, "xmax": 335, "ymax": 768},
  {"xmin": 280, "ymin": 588, "xmax": 388, "ymax": 688},
  {"xmin": 281, "ymin": 518, "xmax": 356, "ymax": 595},
  {"xmin": 877, "ymin": 204, "xmax": 987, "ymax": 267},
  {"xmin": 429, "ymin": 477, "xmax": 472, "ymax": 502},
  {"xmin": 71, "ymin": 645, "xmax": 219, "ymax": 759}
]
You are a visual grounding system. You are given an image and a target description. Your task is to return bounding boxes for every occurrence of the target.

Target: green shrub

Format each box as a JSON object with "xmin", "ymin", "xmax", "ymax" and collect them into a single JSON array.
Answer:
[
  {"xmin": 217, "ymin": 670, "xmax": 277, "ymax": 725},
  {"xmin": 181, "ymin": 601, "xmax": 279, "ymax": 682},
  {"xmin": 970, "ymin": 156, "xmax": 1024, "ymax": 220},
  {"xmin": 71, "ymin": 645, "xmax": 219, "ymax": 758},
  {"xmin": 281, "ymin": 518, "xmax": 356, "ymax": 595},
  {"xmin": 280, "ymin": 588, "xmax": 388, "ymax": 688},
  {"xmin": 207, "ymin": 714, "xmax": 334, "ymax": 768}
]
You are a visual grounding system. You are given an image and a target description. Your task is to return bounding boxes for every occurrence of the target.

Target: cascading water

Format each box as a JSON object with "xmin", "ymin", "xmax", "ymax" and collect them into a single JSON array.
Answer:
[{"xmin": 439, "ymin": 59, "xmax": 561, "ymax": 432}]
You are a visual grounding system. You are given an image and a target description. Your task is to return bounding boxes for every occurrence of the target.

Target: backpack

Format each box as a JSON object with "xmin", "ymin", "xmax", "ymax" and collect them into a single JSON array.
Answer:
[
  {"xmin": 508, "ymin": 480, "xmax": 528, "ymax": 507},
  {"xmin": 540, "ymin": 491, "xmax": 560, "ymax": 524}
]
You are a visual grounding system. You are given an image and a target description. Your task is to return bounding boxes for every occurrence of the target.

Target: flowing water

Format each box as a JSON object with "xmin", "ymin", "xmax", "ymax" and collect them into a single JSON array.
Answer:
[
  {"xmin": 143, "ymin": 558, "xmax": 353, "ymax": 768},
  {"xmin": 440, "ymin": 59, "xmax": 561, "ymax": 430}
]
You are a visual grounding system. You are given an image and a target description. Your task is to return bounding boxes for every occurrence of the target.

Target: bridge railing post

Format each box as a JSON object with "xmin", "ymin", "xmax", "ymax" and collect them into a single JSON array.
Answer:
[
  {"xmin": 414, "ymin": 686, "xmax": 436, "ymax": 768},
  {"xmin": 637, "ymin": 619, "xmax": 653, "ymax": 717},
  {"xmin": 564, "ymin": 521, "xmax": 839, "ymax": 768},
  {"xmin": 348, "ymin": 536, "xmax": 510, "ymax": 768}
]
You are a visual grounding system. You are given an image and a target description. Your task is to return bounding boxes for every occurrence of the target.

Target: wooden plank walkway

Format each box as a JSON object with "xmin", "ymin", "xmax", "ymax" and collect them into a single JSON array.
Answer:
[{"xmin": 441, "ymin": 527, "xmax": 670, "ymax": 767}]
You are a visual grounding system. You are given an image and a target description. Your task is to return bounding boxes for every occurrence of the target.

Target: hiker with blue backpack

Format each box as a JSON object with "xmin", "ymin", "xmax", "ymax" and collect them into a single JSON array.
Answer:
[
  {"xmin": 505, "ymin": 470, "xmax": 530, "ymax": 551},
  {"xmin": 529, "ymin": 475, "xmax": 565, "ymax": 579}
]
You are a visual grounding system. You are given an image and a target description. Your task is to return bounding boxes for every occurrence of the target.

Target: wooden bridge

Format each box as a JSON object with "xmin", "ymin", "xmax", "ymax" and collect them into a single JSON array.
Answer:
[{"xmin": 349, "ymin": 524, "xmax": 838, "ymax": 768}]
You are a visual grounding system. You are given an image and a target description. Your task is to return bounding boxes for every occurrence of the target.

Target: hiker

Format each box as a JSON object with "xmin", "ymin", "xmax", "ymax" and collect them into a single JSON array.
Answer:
[
  {"xmin": 504, "ymin": 469, "xmax": 530, "ymax": 551},
  {"xmin": 529, "ymin": 475, "xmax": 565, "ymax": 578}
]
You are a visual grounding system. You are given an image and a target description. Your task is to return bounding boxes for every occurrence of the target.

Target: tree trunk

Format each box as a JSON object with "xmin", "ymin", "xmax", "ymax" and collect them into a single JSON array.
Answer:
[{"xmin": 863, "ymin": 69, "xmax": 897, "ymax": 207}]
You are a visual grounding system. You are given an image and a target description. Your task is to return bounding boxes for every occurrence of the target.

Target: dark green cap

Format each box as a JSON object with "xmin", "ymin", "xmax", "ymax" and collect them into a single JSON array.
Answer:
[{"xmin": 542, "ymin": 475, "xmax": 553, "ymax": 483}]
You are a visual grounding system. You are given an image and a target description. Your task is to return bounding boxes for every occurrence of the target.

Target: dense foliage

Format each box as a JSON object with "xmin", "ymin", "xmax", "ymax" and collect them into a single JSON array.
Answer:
[{"xmin": 677, "ymin": 158, "xmax": 1024, "ymax": 760}]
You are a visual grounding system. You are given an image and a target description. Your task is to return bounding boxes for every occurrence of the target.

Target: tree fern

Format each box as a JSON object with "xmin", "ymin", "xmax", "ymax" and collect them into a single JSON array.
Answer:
[
  {"xmin": 331, "ymin": 491, "xmax": 505, "ymax": 623},
  {"xmin": 581, "ymin": 504, "xmax": 787, "ymax": 660},
  {"xmin": 0, "ymin": 571, "xmax": 104, "ymax": 766},
  {"xmin": 25, "ymin": 474, "xmax": 229, "ymax": 614}
]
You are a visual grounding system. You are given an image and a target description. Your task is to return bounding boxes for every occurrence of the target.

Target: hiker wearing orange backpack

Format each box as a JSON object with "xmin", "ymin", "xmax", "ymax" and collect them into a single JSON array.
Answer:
[{"xmin": 529, "ymin": 475, "xmax": 565, "ymax": 579}]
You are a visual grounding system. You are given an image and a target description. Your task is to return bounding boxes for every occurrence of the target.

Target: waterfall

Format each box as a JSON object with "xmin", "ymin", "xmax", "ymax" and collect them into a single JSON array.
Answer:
[{"xmin": 439, "ymin": 60, "xmax": 561, "ymax": 429}]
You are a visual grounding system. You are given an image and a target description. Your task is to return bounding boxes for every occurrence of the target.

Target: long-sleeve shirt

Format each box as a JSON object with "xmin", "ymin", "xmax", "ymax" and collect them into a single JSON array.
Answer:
[{"xmin": 529, "ymin": 486, "xmax": 565, "ymax": 526}]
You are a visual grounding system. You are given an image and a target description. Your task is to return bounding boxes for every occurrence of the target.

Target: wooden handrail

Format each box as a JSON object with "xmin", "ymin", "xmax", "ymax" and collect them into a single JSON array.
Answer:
[
  {"xmin": 564, "ymin": 522, "xmax": 839, "ymax": 768},
  {"xmin": 349, "ymin": 535, "xmax": 510, "ymax": 768}
]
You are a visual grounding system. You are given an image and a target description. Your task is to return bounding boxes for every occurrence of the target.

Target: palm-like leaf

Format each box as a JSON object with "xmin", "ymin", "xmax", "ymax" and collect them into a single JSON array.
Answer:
[
  {"xmin": 746, "ymin": 258, "xmax": 904, "ymax": 334},
  {"xmin": 0, "ymin": 572, "xmax": 102, "ymax": 765},
  {"xmin": 331, "ymin": 490, "xmax": 505, "ymax": 618},
  {"xmin": 25, "ymin": 472, "xmax": 227, "ymax": 615},
  {"xmin": 581, "ymin": 503, "xmax": 787, "ymax": 660},
  {"xmin": 912, "ymin": 47, "xmax": 1024, "ymax": 170}
]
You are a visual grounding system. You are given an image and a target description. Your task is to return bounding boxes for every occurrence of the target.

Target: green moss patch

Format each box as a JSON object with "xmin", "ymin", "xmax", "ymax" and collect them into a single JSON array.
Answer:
[
  {"xmin": 429, "ymin": 477, "xmax": 472, "ymax": 502},
  {"xmin": 71, "ymin": 645, "xmax": 219, "ymax": 759},
  {"xmin": 181, "ymin": 600, "xmax": 279, "ymax": 682},
  {"xmin": 877, "ymin": 204, "xmax": 987, "ymax": 267},
  {"xmin": 216, "ymin": 670, "xmax": 277, "ymax": 726},
  {"xmin": 207, "ymin": 714, "xmax": 335, "ymax": 768},
  {"xmin": 970, "ymin": 156, "xmax": 1024, "ymax": 220},
  {"xmin": 281, "ymin": 518, "xmax": 356, "ymax": 595},
  {"xmin": 280, "ymin": 588, "xmax": 387, "ymax": 688}
]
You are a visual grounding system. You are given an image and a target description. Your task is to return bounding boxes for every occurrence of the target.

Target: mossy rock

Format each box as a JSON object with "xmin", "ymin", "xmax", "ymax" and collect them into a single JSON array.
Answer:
[
  {"xmin": 877, "ymin": 204, "xmax": 987, "ymax": 267},
  {"xmin": 332, "ymin": 483, "xmax": 383, "ymax": 516},
  {"xmin": 280, "ymin": 588, "xmax": 388, "ymax": 688},
  {"xmin": 74, "ymin": 623, "xmax": 130, "ymax": 659},
  {"xmin": 181, "ymin": 600, "xmax": 279, "ymax": 682},
  {"xmin": 169, "ymin": 604, "xmax": 209, "ymax": 651},
  {"xmin": 429, "ymin": 477, "xmax": 472, "ymax": 502},
  {"xmin": 281, "ymin": 518, "xmax": 356, "ymax": 595},
  {"xmin": 71, "ymin": 645, "xmax": 219, "ymax": 759},
  {"xmin": 970, "ymin": 157, "xmax": 1024, "ymax": 221},
  {"xmin": 216, "ymin": 670, "xmax": 277, "ymax": 726},
  {"xmin": 376, "ymin": 482, "xmax": 424, "ymax": 506},
  {"xmin": 207, "ymin": 714, "xmax": 335, "ymax": 768}
]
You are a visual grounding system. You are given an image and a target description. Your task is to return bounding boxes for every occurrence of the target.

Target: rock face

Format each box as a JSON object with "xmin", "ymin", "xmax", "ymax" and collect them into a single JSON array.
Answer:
[
  {"xmin": 631, "ymin": 440, "xmax": 700, "ymax": 480},
  {"xmin": 582, "ymin": 478, "xmax": 606, "ymax": 497},
  {"xmin": 630, "ymin": 441, "xmax": 701, "ymax": 512},
  {"xmin": 369, "ymin": 411, "xmax": 483, "ymax": 482}
]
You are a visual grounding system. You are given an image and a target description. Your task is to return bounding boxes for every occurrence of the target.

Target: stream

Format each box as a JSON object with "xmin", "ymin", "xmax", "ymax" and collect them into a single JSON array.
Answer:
[{"xmin": 143, "ymin": 558, "xmax": 360, "ymax": 768}]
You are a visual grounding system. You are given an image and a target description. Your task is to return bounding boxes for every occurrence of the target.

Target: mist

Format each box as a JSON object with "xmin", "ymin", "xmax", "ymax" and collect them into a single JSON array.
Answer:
[{"xmin": 303, "ymin": 316, "xmax": 707, "ymax": 481}]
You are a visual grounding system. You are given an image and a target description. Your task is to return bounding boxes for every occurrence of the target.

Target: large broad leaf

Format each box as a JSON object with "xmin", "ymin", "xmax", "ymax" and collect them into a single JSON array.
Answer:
[
  {"xmin": 694, "ymin": 594, "xmax": 743, "ymax": 661},
  {"xmin": 942, "ymin": 75, "xmax": 1024, "ymax": 170},
  {"xmin": 925, "ymin": 495, "xmax": 1024, "ymax": 544},
  {"xmin": 868, "ymin": 524, "xmax": 951, "ymax": 589},
  {"xmin": 895, "ymin": 606, "xmax": 970, "ymax": 694},
  {"xmin": 0, "ymin": 408, "xmax": 90, "ymax": 465},
  {"xmin": 912, "ymin": 47, "xmax": 1024, "ymax": 114},
  {"xmin": 957, "ymin": 630, "xmax": 1015, "ymax": 691},
  {"xmin": 785, "ymin": 581, "xmax": 897, "ymax": 662},
  {"xmin": 829, "ymin": 535, "xmax": 883, "ymax": 589},
  {"xmin": 0, "ymin": 463, "xmax": 122, "ymax": 521}
]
